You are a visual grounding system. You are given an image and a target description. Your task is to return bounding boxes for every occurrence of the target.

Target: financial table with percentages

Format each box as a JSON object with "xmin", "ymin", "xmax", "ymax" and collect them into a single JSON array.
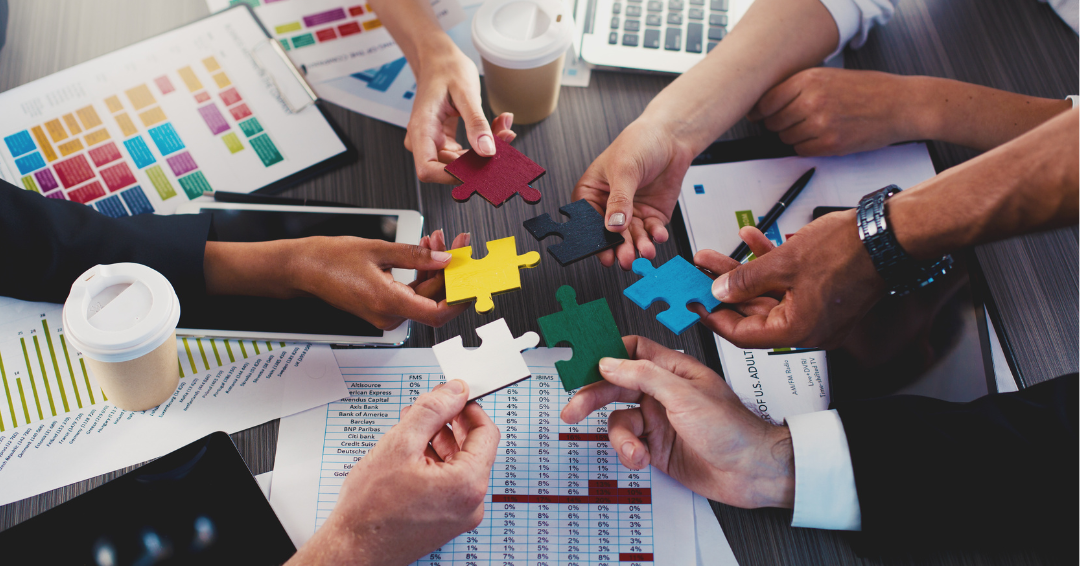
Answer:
[{"xmin": 310, "ymin": 352, "xmax": 696, "ymax": 566}]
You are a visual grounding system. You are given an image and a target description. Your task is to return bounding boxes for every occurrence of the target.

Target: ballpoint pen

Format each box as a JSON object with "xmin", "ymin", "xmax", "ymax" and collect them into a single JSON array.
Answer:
[{"xmin": 729, "ymin": 167, "xmax": 815, "ymax": 261}]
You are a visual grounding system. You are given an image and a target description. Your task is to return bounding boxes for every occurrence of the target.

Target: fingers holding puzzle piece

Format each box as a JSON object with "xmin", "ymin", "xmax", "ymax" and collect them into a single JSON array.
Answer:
[
  {"xmin": 444, "ymin": 236, "xmax": 542, "ymax": 313},
  {"xmin": 623, "ymin": 256, "xmax": 721, "ymax": 335},
  {"xmin": 538, "ymin": 285, "xmax": 629, "ymax": 391},
  {"xmin": 523, "ymin": 199, "xmax": 623, "ymax": 266},
  {"xmin": 445, "ymin": 135, "xmax": 544, "ymax": 207},
  {"xmin": 433, "ymin": 318, "xmax": 541, "ymax": 401}
]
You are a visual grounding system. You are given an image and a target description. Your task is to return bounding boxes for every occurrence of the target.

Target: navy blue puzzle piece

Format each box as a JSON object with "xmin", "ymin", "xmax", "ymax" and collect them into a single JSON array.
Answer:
[
  {"xmin": 522, "ymin": 199, "xmax": 622, "ymax": 266},
  {"xmin": 623, "ymin": 256, "xmax": 721, "ymax": 334}
]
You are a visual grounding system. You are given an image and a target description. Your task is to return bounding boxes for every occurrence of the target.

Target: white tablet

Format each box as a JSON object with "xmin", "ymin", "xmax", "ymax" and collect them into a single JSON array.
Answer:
[{"xmin": 175, "ymin": 202, "xmax": 424, "ymax": 346}]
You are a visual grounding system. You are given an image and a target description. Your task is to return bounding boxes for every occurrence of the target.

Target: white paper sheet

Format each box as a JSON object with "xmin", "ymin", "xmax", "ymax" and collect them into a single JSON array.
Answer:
[
  {"xmin": 677, "ymin": 143, "xmax": 938, "ymax": 423},
  {"xmin": 255, "ymin": 470, "xmax": 274, "ymax": 500},
  {"xmin": 0, "ymin": 297, "xmax": 347, "ymax": 506},
  {"xmin": 0, "ymin": 7, "xmax": 347, "ymax": 216},
  {"xmin": 207, "ymin": 0, "xmax": 466, "ymax": 84},
  {"xmin": 314, "ymin": 0, "xmax": 591, "ymax": 128},
  {"xmin": 269, "ymin": 348, "xmax": 697, "ymax": 564}
]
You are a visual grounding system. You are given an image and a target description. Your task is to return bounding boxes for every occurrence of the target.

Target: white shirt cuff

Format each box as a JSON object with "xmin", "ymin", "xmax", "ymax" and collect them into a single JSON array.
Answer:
[
  {"xmin": 817, "ymin": 0, "xmax": 896, "ymax": 60},
  {"xmin": 1067, "ymin": 95, "xmax": 1079, "ymax": 108},
  {"xmin": 786, "ymin": 409, "xmax": 862, "ymax": 531}
]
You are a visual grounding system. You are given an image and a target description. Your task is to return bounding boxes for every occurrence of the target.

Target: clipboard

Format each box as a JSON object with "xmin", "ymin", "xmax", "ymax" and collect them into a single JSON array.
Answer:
[
  {"xmin": 669, "ymin": 135, "xmax": 1001, "ymax": 419},
  {"xmin": 0, "ymin": 4, "xmax": 356, "ymax": 216}
]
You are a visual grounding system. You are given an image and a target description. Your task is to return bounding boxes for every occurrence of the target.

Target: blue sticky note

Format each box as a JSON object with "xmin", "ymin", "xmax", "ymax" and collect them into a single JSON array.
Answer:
[
  {"xmin": 124, "ymin": 136, "xmax": 157, "ymax": 169},
  {"xmin": 15, "ymin": 152, "xmax": 46, "ymax": 175},
  {"xmin": 120, "ymin": 186, "xmax": 155, "ymax": 215},
  {"xmin": 148, "ymin": 123, "xmax": 185, "ymax": 156},
  {"xmin": 5, "ymin": 131, "xmax": 36, "ymax": 157},
  {"xmin": 94, "ymin": 195, "xmax": 130, "ymax": 218}
]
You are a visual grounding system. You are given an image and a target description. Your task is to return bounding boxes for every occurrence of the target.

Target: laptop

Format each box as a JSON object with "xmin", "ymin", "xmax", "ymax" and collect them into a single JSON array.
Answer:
[{"xmin": 577, "ymin": 0, "xmax": 755, "ymax": 73}]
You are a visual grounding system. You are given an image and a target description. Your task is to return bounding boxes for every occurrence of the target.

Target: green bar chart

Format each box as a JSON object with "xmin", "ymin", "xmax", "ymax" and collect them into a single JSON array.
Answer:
[{"xmin": 0, "ymin": 299, "xmax": 279, "ymax": 430}]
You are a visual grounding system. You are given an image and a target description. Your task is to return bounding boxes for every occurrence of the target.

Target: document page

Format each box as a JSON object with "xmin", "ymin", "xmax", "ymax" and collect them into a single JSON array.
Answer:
[
  {"xmin": 677, "ymin": 143, "xmax": 938, "ymax": 422},
  {"xmin": 270, "ymin": 348, "xmax": 697, "ymax": 565},
  {"xmin": 0, "ymin": 7, "xmax": 346, "ymax": 215},
  {"xmin": 0, "ymin": 297, "xmax": 347, "ymax": 506}
]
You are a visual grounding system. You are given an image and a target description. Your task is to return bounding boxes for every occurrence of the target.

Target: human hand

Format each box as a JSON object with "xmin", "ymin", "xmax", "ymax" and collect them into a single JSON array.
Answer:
[
  {"xmin": 288, "ymin": 380, "xmax": 500, "ymax": 566},
  {"xmin": 561, "ymin": 335, "xmax": 794, "ymax": 509},
  {"xmin": 572, "ymin": 118, "xmax": 697, "ymax": 270},
  {"xmin": 291, "ymin": 230, "xmax": 470, "ymax": 330},
  {"xmin": 705, "ymin": 209, "xmax": 886, "ymax": 349},
  {"xmin": 749, "ymin": 68, "xmax": 925, "ymax": 156},
  {"xmin": 404, "ymin": 43, "xmax": 516, "ymax": 184}
]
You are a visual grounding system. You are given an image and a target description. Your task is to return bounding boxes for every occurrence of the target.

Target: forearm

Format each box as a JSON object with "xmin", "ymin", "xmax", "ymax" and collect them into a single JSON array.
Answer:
[
  {"xmin": 368, "ymin": 0, "xmax": 455, "ymax": 73},
  {"xmin": 908, "ymin": 76, "xmax": 1072, "ymax": 151},
  {"xmin": 203, "ymin": 239, "xmax": 305, "ymax": 299},
  {"xmin": 889, "ymin": 108, "xmax": 1079, "ymax": 259},
  {"xmin": 641, "ymin": 0, "xmax": 839, "ymax": 152}
]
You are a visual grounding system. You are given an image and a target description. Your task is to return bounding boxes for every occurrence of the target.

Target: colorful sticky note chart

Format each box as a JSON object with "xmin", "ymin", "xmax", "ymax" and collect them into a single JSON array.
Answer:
[
  {"xmin": 63, "ymin": 114, "xmax": 82, "ymax": 135},
  {"xmin": 125, "ymin": 85, "xmax": 156, "ymax": 111},
  {"xmin": 197, "ymin": 104, "xmax": 231, "ymax": 135},
  {"xmin": 115, "ymin": 113, "xmax": 138, "ymax": 137},
  {"xmin": 275, "ymin": 22, "xmax": 302, "ymax": 34},
  {"xmin": 123, "ymin": 136, "xmax": 156, "ymax": 169},
  {"xmin": 34, "ymin": 168, "xmax": 59, "ymax": 192},
  {"xmin": 194, "ymin": 91, "xmax": 211, "ymax": 104},
  {"xmin": 250, "ymin": 134, "xmax": 283, "ymax": 167},
  {"xmin": 75, "ymin": 106, "xmax": 102, "ymax": 129},
  {"xmin": 120, "ymin": 186, "xmax": 154, "ymax": 215},
  {"xmin": 68, "ymin": 180, "xmax": 106, "ymax": 204},
  {"xmin": 348, "ymin": 5, "xmax": 365, "ymax": 17},
  {"xmin": 292, "ymin": 34, "xmax": 316, "ymax": 48},
  {"xmin": 21, "ymin": 175, "xmax": 38, "ymax": 192},
  {"xmin": 155, "ymin": 75, "xmax": 176, "ymax": 95},
  {"xmin": 220, "ymin": 87, "xmax": 242, "ymax": 107},
  {"xmin": 146, "ymin": 165, "xmax": 177, "ymax": 200},
  {"xmin": 166, "ymin": 151, "xmax": 198, "ymax": 177},
  {"xmin": 84, "ymin": 128, "xmax": 111, "ymax": 146},
  {"xmin": 5, "ymin": 131, "xmax": 36, "ymax": 157},
  {"xmin": 338, "ymin": 22, "xmax": 362, "ymax": 36},
  {"xmin": 212, "ymin": 73, "xmax": 232, "ymax": 88},
  {"xmin": 15, "ymin": 152, "xmax": 46, "ymax": 175},
  {"xmin": 44, "ymin": 119, "xmax": 68, "ymax": 143},
  {"xmin": 94, "ymin": 195, "xmax": 129, "ymax": 218},
  {"xmin": 304, "ymin": 8, "xmax": 347, "ymax": 27},
  {"xmin": 57, "ymin": 138, "xmax": 84, "ymax": 157},
  {"xmin": 202, "ymin": 56, "xmax": 221, "ymax": 73},
  {"xmin": 44, "ymin": 189, "xmax": 65, "ymax": 200},
  {"xmin": 316, "ymin": 28, "xmax": 338, "ymax": 42},
  {"xmin": 178, "ymin": 67, "xmax": 203, "ymax": 93},
  {"xmin": 100, "ymin": 161, "xmax": 137, "ymax": 192},
  {"xmin": 30, "ymin": 126, "xmax": 57, "ymax": 162},
  {"xmin": 148, "ymin": 123, "xmax": 185, "ymax": 156},
  {"xmin": 139, "ymin": 106, "xmax": 168, "ymax": 128},
  {"xmin": 104, "ymin": 96, "xmax": 124, "ymax": 113},
  {"xmin": 53, "ymin": 154, "xmax": 95, "ymax": 188},
  {"xmin": 222, "ymin": 133, "xmax": 244, "ymax": 154},
  {"xmin": 229, "ymin": 103, "xmax": 253, "ymax": 121},
  {"xmin": 178, "ymin": 171, "xmax": 212, "ymax": 200},
  {"xmin": 238, "ymin": 117, "xmax": 263, "ymax": 138}
]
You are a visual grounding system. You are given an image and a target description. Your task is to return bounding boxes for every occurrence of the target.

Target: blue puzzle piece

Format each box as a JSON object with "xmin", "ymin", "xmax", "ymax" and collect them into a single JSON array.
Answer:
[{"xmin": 623, "ymin": 256, "xmax": 721, "ymax": 335}]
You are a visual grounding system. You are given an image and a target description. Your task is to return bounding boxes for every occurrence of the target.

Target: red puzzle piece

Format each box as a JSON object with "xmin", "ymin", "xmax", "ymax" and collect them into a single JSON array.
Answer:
[{"xmin": 445, "ymin": 135, "xmax": 544, "ymax": 207}]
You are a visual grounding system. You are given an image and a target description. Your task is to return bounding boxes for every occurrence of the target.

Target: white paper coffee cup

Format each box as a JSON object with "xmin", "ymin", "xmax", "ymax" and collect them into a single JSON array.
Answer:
[
  {"xmin": 472, "ymin": 0, "xmax": 575, "ymax": 124},
  {"xmin": 62, "ymin": 263, "xmax": 181, "ymax": 411}
]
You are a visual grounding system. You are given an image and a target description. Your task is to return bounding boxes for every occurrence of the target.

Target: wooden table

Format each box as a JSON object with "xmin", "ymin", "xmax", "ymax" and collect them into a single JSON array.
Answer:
[{"xmin": 1, "ymin": 0, "xmax": 1076, "ymax": 563}]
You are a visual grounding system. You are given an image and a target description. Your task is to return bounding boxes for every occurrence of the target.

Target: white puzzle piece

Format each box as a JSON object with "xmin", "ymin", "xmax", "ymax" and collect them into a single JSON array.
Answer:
[{"xmin": 432, "ymin": 318, "xmax": 540, "ymax": 400}]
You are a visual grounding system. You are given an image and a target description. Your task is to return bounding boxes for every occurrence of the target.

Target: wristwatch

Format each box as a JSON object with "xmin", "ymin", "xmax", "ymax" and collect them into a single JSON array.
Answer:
[{"xmin": 856, "ymin": 185, "xmax": 952, "ymax": 296}]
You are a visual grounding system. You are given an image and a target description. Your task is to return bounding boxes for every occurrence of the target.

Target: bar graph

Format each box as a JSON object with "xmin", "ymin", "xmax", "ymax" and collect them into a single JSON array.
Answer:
[{"xmin": 0, "ymin": 299, "xmax": 286, "ymax": 432}]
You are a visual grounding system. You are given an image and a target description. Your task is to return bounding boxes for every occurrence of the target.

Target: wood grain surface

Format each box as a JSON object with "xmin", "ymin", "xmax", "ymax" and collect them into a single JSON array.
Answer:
[{"xmin": 0, "ymin": 0, "xmax": 1076, "ymax": 564}]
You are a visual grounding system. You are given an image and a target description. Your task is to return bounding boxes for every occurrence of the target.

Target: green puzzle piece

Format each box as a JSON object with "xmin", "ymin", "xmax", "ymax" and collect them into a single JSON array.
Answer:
[{"xmin": 538, "ymin": 285, "xmax": 629, "ymax": 391}]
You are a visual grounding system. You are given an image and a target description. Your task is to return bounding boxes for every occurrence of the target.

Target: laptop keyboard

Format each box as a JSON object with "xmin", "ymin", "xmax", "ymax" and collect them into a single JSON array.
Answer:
[{"xmin": 608, "ymin": 0, "xmax": 728, "ymax": 54}]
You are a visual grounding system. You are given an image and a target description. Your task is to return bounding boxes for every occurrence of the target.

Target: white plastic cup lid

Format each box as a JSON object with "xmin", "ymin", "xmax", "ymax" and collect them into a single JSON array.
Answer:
[
  {"xmin": 62, "ymin": 263, "xmax": 181, "ymax": 363},
  {"xmin": 472, "ymin": 0, "xmax": 575, "ymax": 70}
]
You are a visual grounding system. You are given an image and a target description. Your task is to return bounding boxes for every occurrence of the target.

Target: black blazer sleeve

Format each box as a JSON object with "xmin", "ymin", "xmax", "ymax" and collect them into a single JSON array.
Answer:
[
  {"xmin": 835, "ymin": 374, "xmax": 1078, "ymax": 549},
  {"xmin": 0, "ymin": 180, "xmax": 212, "ymax": 304}
]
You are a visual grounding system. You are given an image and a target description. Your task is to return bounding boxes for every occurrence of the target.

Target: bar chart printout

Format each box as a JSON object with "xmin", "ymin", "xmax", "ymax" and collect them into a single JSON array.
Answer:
[{"xmin": 270, "ymin": 349, "xmax": 697, "ymax": 566}]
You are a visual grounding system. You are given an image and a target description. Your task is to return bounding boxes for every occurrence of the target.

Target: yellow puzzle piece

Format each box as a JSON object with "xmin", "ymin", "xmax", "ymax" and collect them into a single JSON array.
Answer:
[{"xmin": 445, "ymin": 236, "xmax": 541, "ymax": 313}]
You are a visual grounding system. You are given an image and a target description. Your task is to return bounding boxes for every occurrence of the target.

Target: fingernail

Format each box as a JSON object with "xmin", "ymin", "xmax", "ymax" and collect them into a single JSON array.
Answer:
[
  {"xmin": 444, "ymin": 379, "xmax": 465, "ymax": 395},
  {"xmin": 712, "ymin": 274, "xmax": 729, "ymax": 301},
  {"xmin": 477, "ymin": 134, "xmax": 496, "ymax": 156},
  {"xmin": 621, "ymin": 441, "xmax": 636, "ymax": 461},
  {"xmin": 462, "ymin": 233, "xmax": 471, "ymax": 246},
  {"xmin": 432, "ymin": 251, "xmax": 452, "ymax": 262},
  {"xmin": 598, "ymin": 357, "xmax": 620, "ymax": 373},
  {"xmin": 506, "ymin": 113, "xmax": 514, "ymax": 129},
  {"xmin": 608, "ymin": 213, "xmax": 626, "ymax": 227},
  {"xmin": 432, "ymin": 382, "xmax": 445, "ymax": 391}
]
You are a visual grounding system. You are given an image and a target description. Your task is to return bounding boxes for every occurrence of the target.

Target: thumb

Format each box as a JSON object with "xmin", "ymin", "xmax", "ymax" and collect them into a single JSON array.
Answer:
[
  {"xmin": 603, "ymin": 164, "xmax": 644, "ymax": 233},
  {"xmin": 711, "ymin": 256, "xmax": 787, "ymax": 303},
  {"xmin": 379, "ymin": 242, "xmax": 454, "ymax": 271},
  {"xmin": 450, "ymin": 83, "xmax": 496, "ymax": 157},
  {"xmin": 394, "ymin": 380, "xmax": 470, "ymax": 453}
]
